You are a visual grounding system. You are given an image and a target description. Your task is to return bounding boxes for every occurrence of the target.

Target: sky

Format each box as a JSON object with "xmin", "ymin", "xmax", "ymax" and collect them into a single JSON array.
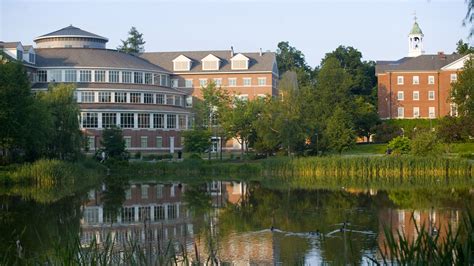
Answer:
[{"xmin": 1, "ymin": 0, "xmax": 472, "ymax": 68}]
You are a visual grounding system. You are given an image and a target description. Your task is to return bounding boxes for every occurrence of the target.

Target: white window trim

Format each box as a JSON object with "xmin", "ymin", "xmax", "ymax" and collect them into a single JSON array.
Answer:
[
  {"xmin": 397, "ymin": 91, "xmax": 404, "ymax": 101},
  {"xmin": 413, "ymin": 107, "xmax": 420, "ymax": 118},
  {"xmin": 243, "ymin": 77, "xmax": 252, "ymax": 87},
  {"xmin": 428, "ymin": 75, "xmax": 435, "ymax": 85},
  {"xmin": 413, "ymin": 91, "xmax": 419, "ymax": 101},
  {"xmin": 412, "ymin": 76, "xmax": 419, "ymax": 85},
  {"xmin": 258, "ymin": 77, "xmax": 267, "ymax": 86},
  {"xmin": 397, "ymin": 107, "xmax": 404, "ymax": 118},
  {"xmin": 397, "ymin": 76, "xmax": 404, "ymax": 85},
  {"xmin": 428, "ymin": 90, "xmax": 435, "ymax": 101},
  {"xmin": 228, "ymin": 78, "xmax": 237, "ymax": 87}
]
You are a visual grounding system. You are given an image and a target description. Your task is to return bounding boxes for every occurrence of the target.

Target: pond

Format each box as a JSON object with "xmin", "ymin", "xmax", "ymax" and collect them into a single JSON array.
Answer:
[{"xmin": 1, "ymin": 175, "xmax": 473, "ymax": 264}]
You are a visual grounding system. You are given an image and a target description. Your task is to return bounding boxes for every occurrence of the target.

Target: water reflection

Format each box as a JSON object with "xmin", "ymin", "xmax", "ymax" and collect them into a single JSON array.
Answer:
[{"xmin": 1, "ymin": 177, "xmax": 473, "ymax": 264}]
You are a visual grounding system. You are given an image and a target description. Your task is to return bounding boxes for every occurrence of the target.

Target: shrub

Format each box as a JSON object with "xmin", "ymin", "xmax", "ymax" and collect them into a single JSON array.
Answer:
[
  {"xmin": 134, "ymin": 152, "xmax": 141, "ymax": 159},
  {"xmin": 387, "ymin": 136, "xmax": 411, "ymax": 155},
  {"xmin": 410, "ymin": 130, "xmax": 442, "ymax": 156},
  {"xmin": 372, "ymin": 123, "xmax": 403, "ymax": 143}
]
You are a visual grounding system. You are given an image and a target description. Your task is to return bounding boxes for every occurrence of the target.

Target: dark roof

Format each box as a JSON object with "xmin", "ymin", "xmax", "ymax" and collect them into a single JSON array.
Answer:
[
  {"xmin": 35, "ymin": 48, "xmax": 170, "ymax": 73},
  {"xmin": 32, "ymin": 82, "xmax": 184, "ymax": 94},
  {"xmin": 140, "ymin": 50, "xmax": 277, "ymax": 73},
  {"xmin": 34, "ymin": 25, "xmax": 108, "ymax": 42},
  {"xmin": 376, "ymin": 54, "xmax": 464, "ymax": 74},
  {"xmin": 78, "ymin": 103, "xmax": 191, "ymax": 113}
]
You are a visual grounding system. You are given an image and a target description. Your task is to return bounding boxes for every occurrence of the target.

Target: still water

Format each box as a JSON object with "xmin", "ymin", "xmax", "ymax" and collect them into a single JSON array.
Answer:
[{"xmin": 1, "ymin": 176, "xmax": 473, "ymax": 264}]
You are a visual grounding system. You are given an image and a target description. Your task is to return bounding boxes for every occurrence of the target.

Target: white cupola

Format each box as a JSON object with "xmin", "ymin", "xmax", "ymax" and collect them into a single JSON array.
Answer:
[{"xmin": 408, "ymin": 16, "xmax": 425, "ymax": 57}]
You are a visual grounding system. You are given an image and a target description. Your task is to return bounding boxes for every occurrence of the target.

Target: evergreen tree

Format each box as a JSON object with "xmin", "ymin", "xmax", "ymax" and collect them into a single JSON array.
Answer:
[
  {"xmin": 101, "ymin": 127, "xmax": 126, "ymax": 159},
  {"xmin": 117, "ymin": 26, "xmax": 146, "ymax": 53}
]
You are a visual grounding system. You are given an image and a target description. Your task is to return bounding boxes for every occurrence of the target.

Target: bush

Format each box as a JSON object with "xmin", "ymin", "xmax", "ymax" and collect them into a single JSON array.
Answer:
[
  {"xmin": 134, "ymin": 152, "xmax": 141, "ymax": 159},
  {"xmin": 372, "ymin": 123, "xmax": 403, "ymax": 143},
  {"xmin": 387, "ymin": 136, "xmax": 411, "ymax": 155},
  {"xmin": 410, "ymin": 130, "xmax": 442, "ymax": 156}
]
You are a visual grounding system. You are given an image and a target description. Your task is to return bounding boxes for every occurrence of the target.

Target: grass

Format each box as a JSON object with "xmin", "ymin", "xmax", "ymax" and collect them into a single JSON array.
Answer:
[{"xmin": 342, "ymin": 143, "xmax": 387, "ymax": 155}]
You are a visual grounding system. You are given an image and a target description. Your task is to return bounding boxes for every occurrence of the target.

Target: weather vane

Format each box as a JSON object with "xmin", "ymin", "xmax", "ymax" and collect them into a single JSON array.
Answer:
[{"xmin": 412, "ymin": 11, "xmax": 417, "ymax": 22}]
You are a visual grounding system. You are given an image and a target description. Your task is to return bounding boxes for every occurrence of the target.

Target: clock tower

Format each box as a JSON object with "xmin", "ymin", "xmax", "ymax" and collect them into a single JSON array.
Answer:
[{"xmin": 408, "ymin": 16, "xmax": 425, "ymax": 57}]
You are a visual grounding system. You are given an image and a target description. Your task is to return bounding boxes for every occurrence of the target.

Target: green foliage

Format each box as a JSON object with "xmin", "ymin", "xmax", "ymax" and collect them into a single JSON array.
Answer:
[
  {"xmin": 372, "ymin": 123, "xmax": 403, "ymax": 143},
  {"xmin": 410, "ymin": 130, "xmax": 442, "ymax": 157},
  {"xmin": 353, "ymin": 96, "xmax": 380, "ymax": 141},
  {"xmin": 39, "ymin": 83, "xmax": 82, "ymax": 160},
  {"xmin": 182, "ymin": 129, "xmax": 211, "ymax": 154},
  {"xmin": 451, "ymin": 57, "xmax": 474, "ymax": 118},
  {"xmin": 276, "ymin": 41, "xmax": 313, "ymax": 85},
  {"xmin": 326, "ymin": 106, "xmax": 356, "ymax": 154},
  {"xmin": 456, "ymin": 39, "xmax": 474, "ymax": 54},
  {"xmin": 117, "ymin": 26, "xmax": 145, "ymax": 53},
  {"xmin": 388, "ymin": 136, "xmax": 411, "ymax": 155},
  {"xmin": 100, "ymin": 127, "xmax": 126, "ymax": 160},
  {"xmin": 437, "ymin": 116, "xmax": 474, "ymax": 143}
]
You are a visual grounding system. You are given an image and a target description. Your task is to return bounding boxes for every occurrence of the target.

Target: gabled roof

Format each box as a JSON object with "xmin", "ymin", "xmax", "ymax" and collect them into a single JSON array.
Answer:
[
  {"xmin": 172, "ymin": 54, "xmax": 192, "ymax": 62},
  {"xmin": 201, "ymin": 54, "xmax": 221, "ymax": 61},
  {"xmin": 34, "ymin": 25, "xmax": 108, "ymax": 42},
  {"xmin": 441, "ymin": 54, "xmax": 472, "ymax": 70},
  {"xmin": 35, "ymin": 48, "xmax": 169, "ymax": 73},
  {"xmin": 140, "ymin": 50, "xmax": 276, "ymax": 73},
  {"xmin": 231, "ymin": 53, "xmax": 249, "ymax": 61},
  {"xmin": 376, "ymin": 53, "xmax": 464, "ymax": 74},
  {"xmin": 2, "ymin": 42, "xmax": 22, "ymax": 49}
]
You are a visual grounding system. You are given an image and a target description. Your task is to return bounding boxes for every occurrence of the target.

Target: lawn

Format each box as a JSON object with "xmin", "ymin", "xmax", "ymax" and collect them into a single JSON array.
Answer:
[{"xmin": 343, "ymin": 143, "xmax": 387, "ymax": 155}]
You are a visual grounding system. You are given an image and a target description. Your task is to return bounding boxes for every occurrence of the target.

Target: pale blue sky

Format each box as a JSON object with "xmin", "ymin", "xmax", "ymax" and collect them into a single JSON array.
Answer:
[{"xmin": 1, "ymin": 0, "xmax": 472, "ymax": 67}]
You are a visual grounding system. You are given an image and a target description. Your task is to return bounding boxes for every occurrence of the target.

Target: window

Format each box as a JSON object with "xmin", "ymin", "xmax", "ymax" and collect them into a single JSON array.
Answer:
[
  {"xmin": 37, "ymin": 70, "xmax": 47, "ymax": 82},
  {"xmin": 140, "ymin": 136, "xmax": 148, "ymax": 148},
  {"xmin": 397, "ymin": 107, "xmax": 404, "ymax": 118},
  {"xmin": 87, "ymin": 136, "xmax": 95, "ymax": 150},
  {"xmin": 138, "ymin": 113, "xmax": 150, "ymax": 128},
  {"xmin": 413, "ymin": 107, "xmax": 420, "ymax": 118},
  {"xmin": 397, "ymin": 91, "xmax": 404, "ymax": 100},
  {"xmin": 231, "ymin": 60, "xmax": 248, "ymax": 70},
  {"xmin": 243, "ymin": 78, "xmax": 251, "ymax": 86},
  {"xmin": 160, "ymin": 75, "xmax": 168, "ymax": 86},
  {"xmin": 81, "ymin": 91, "xmax": 95, "ymax": 103},
  {"xmin": 130, "ymin": 93, "xmax": 141, "ymax": 103},
  {"xmin": 428, "ymin": 75, "xmax": 435, "ymax": 84},
  {"xmin": 17, "ymin": 50, "xmax": 23, "ymax": 61},
  {"xmin": 122, "ymin": 71, "xmax": 132, "ymax": 83},
  {"xmin": 450, "ymin": 103, "xmax": 458, "ymax": 117},
  {"xmin": 185, "ymin": 79, "xmax": 193, "ymax": 88},
  {"xmin": 213, "ymin": 78, "xmax": 222, "ymax": 86},
  {"xmin": 115, "ymin": 92, "xmax": 126, "ymax": 103},
  {"xmin": 121, "ymin": 207, "xmax": 135, "ymax": 223},
  {"xmin": 167, "ymin": 114, "xmax": 176, "ymax": 129},
  {"xmin": 154, "ymin": 205, "xmax": 165, "ymax": 220},
  {"xmin": 145, "ymin": 73, "xmax": 153, "ymax": 84},
  {"xmin": 154, "ymin": 114, "xmax": 165, "ymax": 128},
  {"xmin": 258, "ymin": 77, "xmax": 266, "ymax": 86},
  {"xmin": 171, "ymin": 79, "xmax": 178, "ymax": 88},
  {"xmin": 83, "ymin": 208, "xmax": 99, "ymax": 224},
  {"xmin": 156, "ymin": 94, "xmax": 164, "ymax": 104},
  {"xmin": 156, "ymin": 136, "xmax": 163, "ymax": 148},
  {"xmin": 95, "ymin": 70, "xmax": 105, "ymax": 82},
  {"xmin": 124, "ymin": 136, "xmax": 132, "ymax": 148},
  {"xmin": 120, "ymin": 113, "xmax": 134, "ymax": 128},
  {"xmin": 109, "ymin": 70, "xmax": 119, "ymax": 83},
  {"xmin": 228, "ymin": 78, "xmax": 237, "ymax": 86},
  {"xmin": 199, "ymin": 79, "xmax": 207, "ymax": 87},
  {"xmin": 102, "ymin": 113, "xmax": 116, "ymax": 128},
  {"xmin": 412, "ymin": 76, "xmax": 419, "ymax": 85},
  {"xmin": 134, "ymin": 72, "xmax": 143, "ymax": 84},
  {"xmin": 203, "ymin": 60, "xmax": 218, "ymax": 70},
  {"xmin": 166, "ymin": 95, "xmax": 174, "ymax": 105},
  {"xmin": 186, "ymin": 96, "xmax": 193, "ymax": 108},
  {"xmin": 144, "ymin": 93, "xmax": 154, "ymax": 104},
  {"xmin": 413, "ymin": 91, "xmax": 419, "ymax": 101},
  {"xmin": 174, "ymin": 61, "xmax": 190, "ymax": 71},
  {"xmin": 237, "ymin": 94, "xmax": 249, "ymax": 101},
  {"xmin": 175, "ymin": 95, "xmax": 182, "ymax": 106},
  {"xmin": 29, "ymin": 53, "xmax": 35, "ymax": 63},
  {"xmin": 65, "ymin": 70, "xmax": 76, "ymax": 82},
  {"xmin": 397, "ymin": 76, "xmax": 404, "ymax": 85},
  {"xmin": 82, "ymin": 113, "xmax": 98, "ymax": 128},
  {"xmin": 49, "ymin": 70, "xmax": 62, "ymax": 82},
  {"xmin": 450, "ymin": 73, "xmax": 457, "ymax": 83},
  {"xmin": 98, "ymin": 92, "xmax": 111, "ymax": 103},
  {"xmin": 80, "ymin": 70, "xmax": 91, "ymax": 82},
  {"xmin": 428, "ymin": 91, "xmax": 435, "ymax": 100},
  {"xmin": 168, "ymin": 204, "xmax": 177, "ymax": 220},
  {"xmin": 156, "ymin": 185, "xmax": 163, "ymax": 198},
  {"xmin": 429, "ymin": 107, "xmax": 435, "ymax": 118},
  {"xmin": 138, "ymin": 206, "xmax": 150, "ymax": 222},
  {"xmin": 178, "ymin": 115, "xmax": 186, "ymax": 129}
]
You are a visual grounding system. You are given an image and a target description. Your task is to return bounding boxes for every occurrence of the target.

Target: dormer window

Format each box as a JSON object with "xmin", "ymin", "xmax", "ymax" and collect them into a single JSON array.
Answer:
[
  {"xmin": 231, "ymin": 53, "xmax": 249, "ymax": 70},
  {"xmin": 201, "ymin": 54, "xmax": 220, "ymax": 71},
  {"xmin": 172, "ymin": 55, "xmax": 192, "ymax": 71},
  {"xmin": 29, "ymin": 53, "xmax": 35, "ymax": 64}
]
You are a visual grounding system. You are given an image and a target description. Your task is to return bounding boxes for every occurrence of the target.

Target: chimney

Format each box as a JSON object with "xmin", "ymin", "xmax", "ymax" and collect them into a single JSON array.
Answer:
[
  {"xmin": 230, "ymin": 46, "xmax": 234, "ymax": 57},
  {"xmin": 437, "ymin": 51, "xmax": 446, "ymax": 60},
  {"xmin": 259, "ymin": 48, "xmax": 263, "ymax": 56}
]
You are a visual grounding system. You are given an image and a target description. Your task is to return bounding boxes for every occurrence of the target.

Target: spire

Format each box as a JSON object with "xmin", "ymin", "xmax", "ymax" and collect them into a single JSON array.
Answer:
[
  {"xmin": 408, "ymin": 13, "xmax": 424, "ymax": 57},
  {"xmin": 409, "ymin": 11, "xmax": 423, "ymax": 35}
]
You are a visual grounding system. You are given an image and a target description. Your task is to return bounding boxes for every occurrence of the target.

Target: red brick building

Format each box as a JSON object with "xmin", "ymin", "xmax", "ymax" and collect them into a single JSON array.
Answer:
[{"xmin": 376, "ymin": 20, "xmax": 471, "ymax": 119}]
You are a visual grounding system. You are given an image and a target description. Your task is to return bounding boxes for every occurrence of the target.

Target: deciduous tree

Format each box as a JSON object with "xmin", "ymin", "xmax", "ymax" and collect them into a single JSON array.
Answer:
[{"xmin": 451, "ymin": 57, "xmax": 474, "ymax": 118}]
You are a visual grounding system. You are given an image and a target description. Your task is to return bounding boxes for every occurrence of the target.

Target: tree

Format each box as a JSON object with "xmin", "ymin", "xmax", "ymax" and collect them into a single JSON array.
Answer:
[
  {"xmin": 456, "ymin": 39, "xmax": 474, "ymax": 55},
  {"xmin": 410, "ymin": 130, "xmax": 442, "ymax": 157},
  {"xmin": 464, "ymin": 0, "xmax": 473, "ymax": 37},
  {"xmin": 182, "ymin": 129, "xmax": 212, "ymax": 155},
  {"xmin": 276, "ymin": 41, "xmax": 313, "ymax": 86},
  {"xmin": 101, "ymin": 127, "xmax": 126, "ymax": 160},
  {"xmin": 39, "ymin": 83, "xmax": 82, "ymax": 160},
  {"xmin": 451, "ymin": 57, "xmax": 474, "ymax": 118},
  {"xmin": 353, "ymin": 96, "xmax": 380, "ymax": 142},
  {"xmin": 325, "ymin": 106, "xmax": 356, "ymax": 154},
  {"xmin": 387, "ymin": 136, "xmax": 411, "ymax": 155},
  {"xmin": 117, "ymin": 26, "xmax": 146, "ymax": 53}
]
